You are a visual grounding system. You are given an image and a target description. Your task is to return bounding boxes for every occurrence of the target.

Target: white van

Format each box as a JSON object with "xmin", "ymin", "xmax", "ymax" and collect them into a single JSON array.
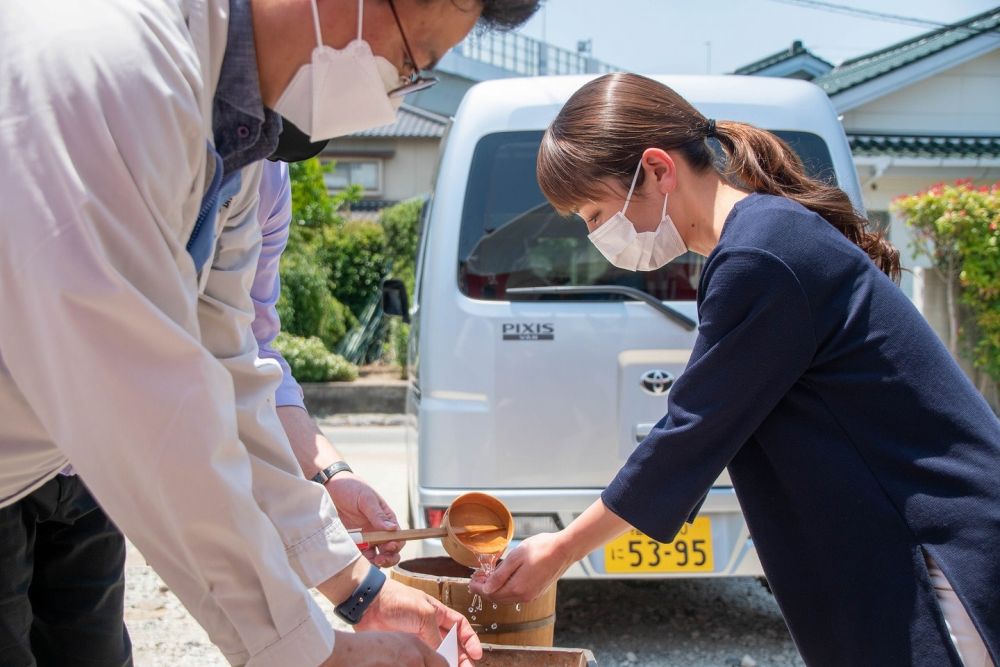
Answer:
[{"xmin": 399, "ymin": 74, "xmax": 863, "ymax": 580}]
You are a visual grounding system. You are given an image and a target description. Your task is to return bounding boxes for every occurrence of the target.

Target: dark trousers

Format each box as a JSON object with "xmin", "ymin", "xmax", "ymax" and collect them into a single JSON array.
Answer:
[{"xmin": 0, "ymin": 475, "xmax": 132, "ymax": 667}]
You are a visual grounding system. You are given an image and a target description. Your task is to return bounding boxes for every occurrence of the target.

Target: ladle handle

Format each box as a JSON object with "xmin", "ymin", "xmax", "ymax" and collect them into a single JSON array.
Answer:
[{"xmin": 350, "ymin": 527, "xmax": 448, "ymax": 546}]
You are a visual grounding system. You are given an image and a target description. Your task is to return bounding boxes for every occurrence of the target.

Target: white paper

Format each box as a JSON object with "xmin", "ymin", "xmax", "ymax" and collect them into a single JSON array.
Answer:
[{"xmin": 436, "ymin": 624, "xmax": 459, "ymax": 667}]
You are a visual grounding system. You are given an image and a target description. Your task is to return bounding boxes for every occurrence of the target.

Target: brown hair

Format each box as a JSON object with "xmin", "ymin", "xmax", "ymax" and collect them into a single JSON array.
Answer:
[{"xmin": 537, "ymin": 72, "xmax": 900, "ymax": 281}]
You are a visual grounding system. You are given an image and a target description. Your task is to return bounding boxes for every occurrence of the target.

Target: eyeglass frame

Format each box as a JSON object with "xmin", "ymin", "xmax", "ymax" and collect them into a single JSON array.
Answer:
[{"xmin": 385, "ymin": 0, "xmax": 439, "ymax": 98}]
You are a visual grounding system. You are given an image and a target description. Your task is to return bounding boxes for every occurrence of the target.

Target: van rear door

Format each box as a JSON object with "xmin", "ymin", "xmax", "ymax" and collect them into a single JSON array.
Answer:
[{"xmin": 420, "ymin": 128, "xmax": 839, "ymax": 492}]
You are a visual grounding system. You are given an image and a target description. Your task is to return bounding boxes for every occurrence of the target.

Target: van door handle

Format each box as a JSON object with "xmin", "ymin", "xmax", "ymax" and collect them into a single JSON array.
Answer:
[{"xmin": 635, "ymin": 422, "xmax": 656, "ymax": 443}]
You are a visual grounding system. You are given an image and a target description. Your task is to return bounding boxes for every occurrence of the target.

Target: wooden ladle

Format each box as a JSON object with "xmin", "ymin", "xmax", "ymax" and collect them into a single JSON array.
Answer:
[
  {"xmin": 350, "ymin": 524, "xmax": 505, "ymax": 547},
  {"xmin": 349, "ymin": 492, "xmax": 514, "ymax": 568}
]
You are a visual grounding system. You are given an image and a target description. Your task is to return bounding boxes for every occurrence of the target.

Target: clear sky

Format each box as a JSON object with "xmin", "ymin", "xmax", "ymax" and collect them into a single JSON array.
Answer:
[{"xmin": 514, "ymin": 1, "xmax": 999, "ymax": 74}]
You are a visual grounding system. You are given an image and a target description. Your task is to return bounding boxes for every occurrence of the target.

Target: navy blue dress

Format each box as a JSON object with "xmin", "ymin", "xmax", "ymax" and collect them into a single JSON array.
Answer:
[{"xmin": 602, "ymin": 193, "xmax": 1000, "ymax": 666}]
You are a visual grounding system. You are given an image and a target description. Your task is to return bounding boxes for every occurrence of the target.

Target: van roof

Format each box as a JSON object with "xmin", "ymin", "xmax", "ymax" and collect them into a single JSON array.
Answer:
[
  {"xmin": 453, "ymin": 74, "xmax": 844, "ymax": 141},
  {"xmin": 439, "ymin": 73, "xmax": 863, "ymax": 214}
]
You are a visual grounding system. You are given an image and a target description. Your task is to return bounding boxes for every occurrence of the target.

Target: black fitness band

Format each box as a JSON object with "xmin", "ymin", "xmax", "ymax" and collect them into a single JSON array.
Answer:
[{"xmin": 333, "ymin": 564, "xmax": 386, "ymax": 625}]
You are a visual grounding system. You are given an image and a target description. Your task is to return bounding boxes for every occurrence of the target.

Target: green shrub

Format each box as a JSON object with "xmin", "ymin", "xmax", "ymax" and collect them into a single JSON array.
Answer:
[
  {"xmin": 379, "ymin": 197, "xmax": 423, "ymax": 294},
  {"xmin": 289, "ymin": 159, "xmax": 336, "ymax": 232},
  {"xmin": 893, "ymin": 181, "xmax": 1000, "ymax": 383},
  {"xmin": 318, "ymin": 220, "xmax": 388, "ymax": 318},
  {"xmin": 380, "ymin": 318, "xmax": 410, "ymax": 378},
  {"xmin": 273, "ymin": 332, "xmax": 358, "ymax": 382},
  {"xmin": 276, "ymin": 253, "xmax": 356, "ymax": 350},
  {"xmin": 288, "ymin": 159, "xmax": 362, "ymax": 247}
]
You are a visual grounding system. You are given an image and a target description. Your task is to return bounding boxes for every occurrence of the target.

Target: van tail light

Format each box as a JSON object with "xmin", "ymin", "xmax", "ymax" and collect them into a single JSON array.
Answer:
[
  {"xmin": 424, "ymin": 507, "xmax": 446, "ymax": 528},
  {"xmin": 512, "ymin": 514, "xmax": 562, "ymax": 540}
]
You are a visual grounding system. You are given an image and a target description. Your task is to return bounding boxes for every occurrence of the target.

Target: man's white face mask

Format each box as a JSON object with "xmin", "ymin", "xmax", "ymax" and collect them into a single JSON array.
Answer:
[
  {"xmin": 273, "ymin": 0, "xmax": 404, "ymax": 141},
  {"xmin": 587, "ymin": 160, "xmax": 688, "ymax": 272}
]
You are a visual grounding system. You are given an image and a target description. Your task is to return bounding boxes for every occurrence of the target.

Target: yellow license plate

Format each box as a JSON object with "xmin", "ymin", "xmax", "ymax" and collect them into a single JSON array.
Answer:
[{"xmin": 604, "ymin": 517, "xmax": 714, "ymax": 573}]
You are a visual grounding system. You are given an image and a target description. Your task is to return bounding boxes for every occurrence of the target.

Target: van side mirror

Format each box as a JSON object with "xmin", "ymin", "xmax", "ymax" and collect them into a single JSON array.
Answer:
[{"xmin": 382, "ymin": 279, "xmax": 410, "ymax": 324}]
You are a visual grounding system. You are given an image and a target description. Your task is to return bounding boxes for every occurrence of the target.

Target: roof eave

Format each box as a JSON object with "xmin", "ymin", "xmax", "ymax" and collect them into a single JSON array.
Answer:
[{"xmin": 827, "ymin": 31, "xmax": 1000, "ymax": 113}]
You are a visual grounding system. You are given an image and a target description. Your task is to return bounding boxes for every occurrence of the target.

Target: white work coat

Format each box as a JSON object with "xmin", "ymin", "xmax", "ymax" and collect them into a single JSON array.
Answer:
[{"xmin": 0, "ymin": 1, "xmax": 359, "ymax": 665}]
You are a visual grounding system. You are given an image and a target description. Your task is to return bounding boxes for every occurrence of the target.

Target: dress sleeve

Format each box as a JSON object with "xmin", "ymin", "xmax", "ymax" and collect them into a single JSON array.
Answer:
[
  {"xmin": 602, "ymin": 247, "xmax": 816, "ymax": 543},
  {"xmin": 250, "ymin": 160, "xmax": 306, "ymax": 410}
]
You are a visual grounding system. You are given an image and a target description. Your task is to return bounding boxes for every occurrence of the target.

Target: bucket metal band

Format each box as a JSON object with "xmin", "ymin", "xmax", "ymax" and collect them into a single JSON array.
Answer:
[{"xmin": 472, "ymin": 613, "xmax": 556, "ymax": 635}]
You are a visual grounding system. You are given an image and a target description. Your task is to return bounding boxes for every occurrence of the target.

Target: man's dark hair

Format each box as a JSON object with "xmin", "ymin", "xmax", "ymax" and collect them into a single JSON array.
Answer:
[{"xmin": 477, "ymin": 0, "xmax": 541, "ymax": 30}]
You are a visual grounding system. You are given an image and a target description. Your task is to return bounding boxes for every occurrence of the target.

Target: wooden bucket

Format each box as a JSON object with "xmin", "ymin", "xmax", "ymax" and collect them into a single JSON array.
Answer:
[
  {"xmin": 391, "ymin": 557, "xmax": 557, "ymax": 646},
  {"xmin": 479, "ymin": 643, "xmax": 598, "ymax": 667}
]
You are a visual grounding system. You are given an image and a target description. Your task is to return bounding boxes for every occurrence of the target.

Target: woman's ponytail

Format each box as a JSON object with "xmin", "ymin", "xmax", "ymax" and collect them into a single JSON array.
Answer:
[{"xmin": 712, "ymin": 121, "xmax": 900, "ymax": 281}]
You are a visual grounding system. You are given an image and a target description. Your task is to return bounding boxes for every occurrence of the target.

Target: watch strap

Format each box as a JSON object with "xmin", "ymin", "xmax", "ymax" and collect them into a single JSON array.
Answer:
[
  {"xmin": 334, "ymin": 564, "xmax": 386, "ymax": 625},
  {"xmin": 311, "ymin": 460, "xmax": 353, "ymax": 485}
]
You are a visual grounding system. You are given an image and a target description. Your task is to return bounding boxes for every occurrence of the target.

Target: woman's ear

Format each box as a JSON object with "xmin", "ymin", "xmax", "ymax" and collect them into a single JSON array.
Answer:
[{"xmin": 641, "ymin": 147, "xmax": 677, "ymax": 196}]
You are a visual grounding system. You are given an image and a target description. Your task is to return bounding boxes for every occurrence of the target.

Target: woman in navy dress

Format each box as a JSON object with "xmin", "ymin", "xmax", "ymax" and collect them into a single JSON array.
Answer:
[{"xmin": 471, "ymin": 73, "xmax": 1000, "ymax": 666}]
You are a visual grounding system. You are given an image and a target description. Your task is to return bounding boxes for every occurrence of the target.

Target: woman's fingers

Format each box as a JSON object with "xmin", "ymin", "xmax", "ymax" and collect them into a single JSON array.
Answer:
[{"xmin": 470, "ymin": 546, "xmax": 523, "ymax": 598}]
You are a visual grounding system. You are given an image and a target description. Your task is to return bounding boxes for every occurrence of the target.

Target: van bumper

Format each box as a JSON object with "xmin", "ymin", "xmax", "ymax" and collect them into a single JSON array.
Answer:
[{"xmin": 414, "ymin": 486, "xmax": 763, "ymax": 579}]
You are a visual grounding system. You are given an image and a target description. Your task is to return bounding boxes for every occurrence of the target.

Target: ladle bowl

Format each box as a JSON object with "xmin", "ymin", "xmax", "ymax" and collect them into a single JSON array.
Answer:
[{"xmin": 442, "ymin": 492, "xmax": 514, "ymax": 568}]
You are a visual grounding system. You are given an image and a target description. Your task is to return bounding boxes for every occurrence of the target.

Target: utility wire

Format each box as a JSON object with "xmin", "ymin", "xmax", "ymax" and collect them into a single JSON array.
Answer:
[{"xmin": 766, "ymin": 0, "xmax": 998, "ymax": 35}]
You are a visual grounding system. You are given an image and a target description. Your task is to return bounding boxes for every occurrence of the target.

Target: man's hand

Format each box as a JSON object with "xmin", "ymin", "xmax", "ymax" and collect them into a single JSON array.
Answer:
[
  {"xmin": 318, "ymin": 563, "xmax": 482, "ymax": 667},
  {"xmin": 275, "ymin": 406, "xmax": 403, "ymax": 567},
  {"xmin": 356, "ymin": 579, "xmax": 482, "ymax": 667},
  {"xmin": 322, "ymin": 630, "xmax": 446, "ymax": 667},
  {"xmin": 326, "ymin": 472, "xmax": 403, "ymax": 568}
]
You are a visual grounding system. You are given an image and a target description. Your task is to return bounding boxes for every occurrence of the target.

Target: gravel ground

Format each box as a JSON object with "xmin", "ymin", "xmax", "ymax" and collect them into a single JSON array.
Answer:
[
  {"xmin": 554, "ymin": 577, "xmax": 804, "ymax": 667},
  {"xmin": 125, "ymin": 543, "xmax": 802, "ymax": 666},
  {"xmin": 124, "ymin": 542, "xmax": 352, "ymax": 667}
]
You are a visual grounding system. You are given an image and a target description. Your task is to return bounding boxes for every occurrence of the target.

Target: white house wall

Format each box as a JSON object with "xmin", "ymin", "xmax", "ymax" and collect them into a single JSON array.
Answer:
[
  {"xmin": 842, "ymin": 49, "xmax": 1000, "ymax": 134},
  {"xmin": 381, "ymin": 138, "xmax": 441, "ymax": 201}
]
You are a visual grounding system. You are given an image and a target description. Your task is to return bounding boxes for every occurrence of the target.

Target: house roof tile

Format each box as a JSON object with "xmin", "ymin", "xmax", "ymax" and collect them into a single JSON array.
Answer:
[
  {"xmin": 815, "ymin": 8, "xmax": 1000, "ymax": 96},
  {"xmin": 848, "ymin": 133, "xmax": 1000, "ymax": 159},
  {"xmin": 350, "ymin": 104, "xmax": 450, "ymax": 138}
]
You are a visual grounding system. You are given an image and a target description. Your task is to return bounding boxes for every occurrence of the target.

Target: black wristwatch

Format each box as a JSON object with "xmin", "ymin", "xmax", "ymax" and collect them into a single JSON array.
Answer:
[
  {"xmin": 311, "ymin": 460, "xmax": 353, "ymax": 485},
  {"xmin": 334, "ymin": 564, "xmax": 386, "ymax": 625}
]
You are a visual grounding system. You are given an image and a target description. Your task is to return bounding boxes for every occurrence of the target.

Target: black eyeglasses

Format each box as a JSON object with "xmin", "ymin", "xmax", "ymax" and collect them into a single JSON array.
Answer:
[{"xmin": 386, "ymin": 0, "xmax": 439, "ymax": 98}]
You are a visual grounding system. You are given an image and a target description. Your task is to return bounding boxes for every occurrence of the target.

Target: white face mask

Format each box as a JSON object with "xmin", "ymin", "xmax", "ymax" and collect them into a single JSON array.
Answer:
[
  {"xmin": 587, "ymin": 160, "xmax": 687, "ymax": 272},
  {"xmin": 273, "ymin": 0, "xmax": 404, "ymax": 141}
]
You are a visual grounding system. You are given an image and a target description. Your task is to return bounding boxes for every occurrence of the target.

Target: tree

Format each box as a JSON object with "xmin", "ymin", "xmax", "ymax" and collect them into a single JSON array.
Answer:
[{"xmin": 893, "ymin": 180, "xmax": 1000, "ymax": 409}]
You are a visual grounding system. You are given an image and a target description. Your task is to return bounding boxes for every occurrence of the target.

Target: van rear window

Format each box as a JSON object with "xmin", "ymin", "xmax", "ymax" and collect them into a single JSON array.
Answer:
[{"xmin": 457, "ymin": 130, "xmax": 836, "ymax": 302}]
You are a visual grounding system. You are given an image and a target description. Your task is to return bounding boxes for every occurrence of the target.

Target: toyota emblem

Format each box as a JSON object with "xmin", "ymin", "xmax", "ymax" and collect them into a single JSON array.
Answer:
[{"xmin": 640, "ymin": 370, "xmax": 674, "ymax": 395}]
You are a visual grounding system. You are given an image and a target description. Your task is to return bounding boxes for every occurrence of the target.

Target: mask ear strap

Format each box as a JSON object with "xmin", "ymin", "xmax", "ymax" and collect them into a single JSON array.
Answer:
[
  {"xmin": 309, "ymin": 0, "xmax": 323, "ymax": 47},
  {"xmin": 356, "ymin": 0, "xmax": 364, "ymax": 40},
  {"xmin": 622, "ymin": 160, "xmax": 644, "ymax": 214},
  {"xmin": 661, "ymin": 191, "xmax": 669, "ymax": 220}
]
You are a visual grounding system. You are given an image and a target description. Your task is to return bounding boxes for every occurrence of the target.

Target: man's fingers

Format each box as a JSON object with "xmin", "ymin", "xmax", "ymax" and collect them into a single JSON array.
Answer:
[
  {"xmin": 359, "ymin": 490, "xmax": 398, "ymax": 530},
  {"xmin": 378, "ymin": 539, "xmax": 405, "ymax": 554},
  {"xmin": 414, "ymin": 596, "xmax": 446, "ymax": 649},
  {"xmin": 373, "ymin": 550, "xmax": 402, "ymax": 568},
  {"xmin": 378, "ymin": 494, "xmax": 401, "ymax": 529},
  {"xmin": 417, "ymin": 638, "xmax": 447, "ymax": 667},
  {"xmin": 453, "ymin": 615, "xmax": 483, "ymax": 661},
  {"xmin": 435, "ymin": 600, "xmax": 483, "ymax": 663}
]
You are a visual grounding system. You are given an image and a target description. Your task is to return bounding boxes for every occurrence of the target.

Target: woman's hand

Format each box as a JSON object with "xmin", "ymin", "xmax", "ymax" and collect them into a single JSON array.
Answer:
[
  {"xmin": 470, "ymin": 498, "xmax": 632, "ymax": 604},
  {"xmin": 468, "ymin": 531, "xmax": 575, "ymax": 603}
]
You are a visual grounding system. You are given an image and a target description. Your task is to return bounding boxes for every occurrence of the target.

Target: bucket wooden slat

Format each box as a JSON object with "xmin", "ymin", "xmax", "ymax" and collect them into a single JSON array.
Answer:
[
  {"xmin": 479, "ymin": 643, "xmax": 598, "ymax": 667},
  {"xmin": 391, "ymin": 557, "xmax": 557, "ymax": 647}
]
